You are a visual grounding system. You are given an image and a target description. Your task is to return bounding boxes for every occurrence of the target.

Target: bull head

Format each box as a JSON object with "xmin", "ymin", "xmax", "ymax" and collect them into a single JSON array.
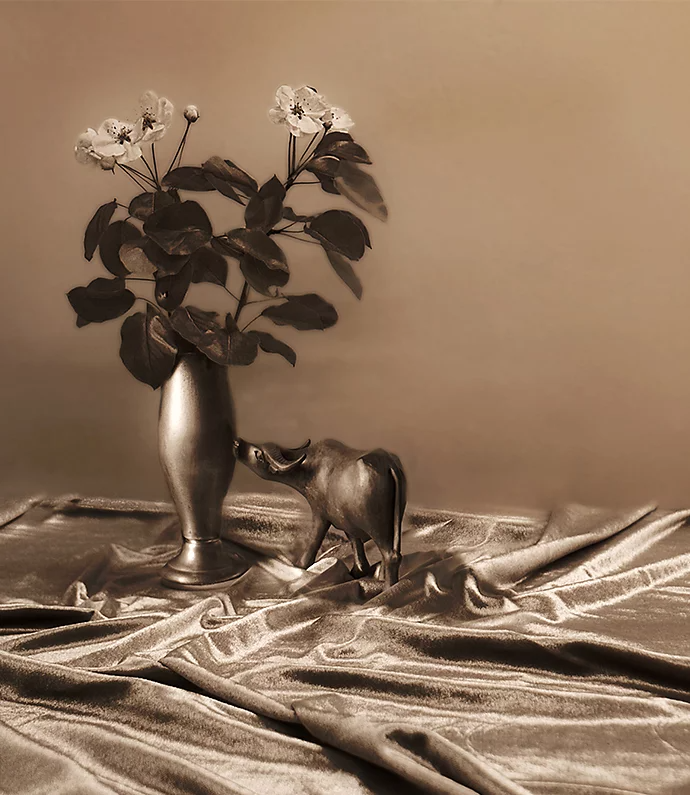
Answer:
[{"xmin": 234, "ymin": 438, "xmax": 311, "ymax": 479}]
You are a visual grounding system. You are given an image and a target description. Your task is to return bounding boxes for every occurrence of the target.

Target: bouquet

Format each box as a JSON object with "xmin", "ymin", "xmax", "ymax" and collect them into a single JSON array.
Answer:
[{"xmin": 69, "ymin": 87, "xmax": 387, "ymax": 389}]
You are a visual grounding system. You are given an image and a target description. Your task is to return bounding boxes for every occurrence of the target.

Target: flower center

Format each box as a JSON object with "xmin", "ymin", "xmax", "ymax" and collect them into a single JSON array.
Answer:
[
  {"xmin": 116, "ymin": 125, "xmax": 133, "ymax": 144},
  {"xmin": 141, "ymin": 112, "xmax": 155, "ymax": 131},
  {"xmin": 290, "ymin": 102, "xmax": 305, "ymax": 119}
]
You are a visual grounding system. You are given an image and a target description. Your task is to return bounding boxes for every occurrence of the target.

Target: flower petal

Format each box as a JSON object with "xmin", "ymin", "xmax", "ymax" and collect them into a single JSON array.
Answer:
[
  {"xmin": 297, "ymin": 115, "xmax": 323, "ymax": 135},
  {"xmin": 139, "ymin": 90, "xmax": 159, "ymax": 116},
  {"xmin": 275, "ymin": 85, "xmax": 295, "ymax": 111},
  {"xmin": 268, "ymin": 107, "xmax": 287, "ymax": 125},
  {"xmin": 157, "ymin": 97, "xmax": 174, "ymax": 127},
  {"xmin": 92, "ymin": 138, "xmax": 125, "ymax": 158},
  {"xmin": 294, "ymin": 86, "xmax": 327, "ymax": 115},
  {"xmin": 117, "ymin": 141, "xmax": 142, "ymax": 164}
]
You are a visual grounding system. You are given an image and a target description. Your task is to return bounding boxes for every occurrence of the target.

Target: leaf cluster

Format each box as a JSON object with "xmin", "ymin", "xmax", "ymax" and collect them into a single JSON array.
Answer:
[{"xmin": 68, "ymin": 130, "xmax": 387, "ymax": 388}]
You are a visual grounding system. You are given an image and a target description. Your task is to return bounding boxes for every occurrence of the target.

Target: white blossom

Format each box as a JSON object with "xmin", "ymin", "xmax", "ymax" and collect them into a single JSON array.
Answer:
[
  {"xmin": 269, "ymin": 85, "xmax": 327, "ymax": 137},
  {"xmin": 322, "ymin": 106, "xmax": 354, "ymax": 133},
  {"xmin": 74, "ymin": 128, "xmax": 118, "ymax": 169},
  {"xmin": 133, "ymin": 90, "xmax": 174, "ymax": 144},
  {"xmin": 89, "ymin": 119, "xmax": 143, "ymax": 165}
]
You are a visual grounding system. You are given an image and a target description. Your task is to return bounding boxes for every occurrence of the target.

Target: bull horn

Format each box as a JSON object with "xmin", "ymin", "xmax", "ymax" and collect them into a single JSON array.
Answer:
[{"xmin": 262, "ymin": 443, "xmax": 307, "ymax": 474}]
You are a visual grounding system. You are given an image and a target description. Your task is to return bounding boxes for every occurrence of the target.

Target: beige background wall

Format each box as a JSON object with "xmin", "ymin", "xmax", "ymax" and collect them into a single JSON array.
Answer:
[{"xmin": 2, "ymin": 1, "xmax": 690, "ymax": 512}]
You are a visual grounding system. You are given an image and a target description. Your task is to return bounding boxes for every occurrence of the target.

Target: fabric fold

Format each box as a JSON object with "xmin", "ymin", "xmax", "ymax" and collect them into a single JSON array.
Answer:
[{"xmin": 2, "ymin": 494, "xmax": 690, "ymax": 794}]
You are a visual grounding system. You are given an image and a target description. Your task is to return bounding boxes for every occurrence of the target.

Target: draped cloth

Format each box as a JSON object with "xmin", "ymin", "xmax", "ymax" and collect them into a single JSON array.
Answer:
[{"xmin": 0, "ymin": 493, "xmax": 689, "ymax": 795}]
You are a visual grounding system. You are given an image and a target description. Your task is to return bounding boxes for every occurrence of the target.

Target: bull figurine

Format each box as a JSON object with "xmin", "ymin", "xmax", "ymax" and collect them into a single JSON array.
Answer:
[{"xmin": 234, "ymin": 438, "xmax": 406, "ymax": 588}]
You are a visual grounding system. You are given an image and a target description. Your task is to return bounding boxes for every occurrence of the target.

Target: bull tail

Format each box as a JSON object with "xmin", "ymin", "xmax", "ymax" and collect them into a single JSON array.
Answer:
[
  {"xmin": 389, "ymin": 457, "xmax": 406, "ymax": 558},
  {"xmin": 359, "ymin": 449, "xmax": 406, "ymax": 558}
]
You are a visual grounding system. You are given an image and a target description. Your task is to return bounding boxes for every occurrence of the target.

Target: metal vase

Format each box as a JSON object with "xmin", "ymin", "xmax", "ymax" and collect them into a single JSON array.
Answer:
[{"xmin": 158, "ymin": 352, "xmax": 248, "ymax": 588}]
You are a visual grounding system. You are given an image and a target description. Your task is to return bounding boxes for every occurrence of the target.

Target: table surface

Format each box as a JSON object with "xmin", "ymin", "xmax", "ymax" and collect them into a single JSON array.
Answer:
[{"xmin": 1, "ymin": 493, "xmax": 689, "ymax": 795}]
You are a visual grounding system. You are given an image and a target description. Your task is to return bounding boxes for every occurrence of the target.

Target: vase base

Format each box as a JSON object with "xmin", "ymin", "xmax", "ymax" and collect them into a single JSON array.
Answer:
[{"xmin": 161, "ymin": 539, "xmax": 248, "ymax": 589}]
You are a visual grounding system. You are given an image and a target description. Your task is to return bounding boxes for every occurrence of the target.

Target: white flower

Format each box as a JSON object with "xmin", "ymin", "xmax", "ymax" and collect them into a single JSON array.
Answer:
[
  {"xmin": 133, "ymin": 90, "xmax": 174, "ymax": 144},
  {"xmin": 184, "ymin": 104, "xmax": 200, "ymax": 123},
  {"xmin": 269, "ymin": 85, "xmax": 327, "ymax": 137},
  {"xmin": 74, "ymin": 128, "xmax": 117, "ymax": 170},
  {"xmin": 89, "ymin": 119, "xmax": 143, "ymax": 165},
  {"xmin": 322, "ymin": 106, "xmax": 354, "ymax": 133}
]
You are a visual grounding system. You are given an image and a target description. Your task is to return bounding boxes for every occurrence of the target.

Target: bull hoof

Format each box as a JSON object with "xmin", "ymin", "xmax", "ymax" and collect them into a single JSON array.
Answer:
[{"xmin": 350, "ymin": 564, "xmax": 372, "ymax": 579}]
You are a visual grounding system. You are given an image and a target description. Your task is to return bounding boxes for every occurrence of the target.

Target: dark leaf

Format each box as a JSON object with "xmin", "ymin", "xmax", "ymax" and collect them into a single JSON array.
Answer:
[
  {"xmin": 245, "ymin": 176, "xmax": 286, "ymax": 232},
  {"xmin": 119, "ymin": 239, "xmax": 156, "ymax": 276},
  {"xmin": 161, "ymin": 167, "xmax": 213, "ymax": 191},
  {"xmin": 334, "ymin": 161, "xmax": 388, "ymax": 222},
  {"xmin": 240, "ymin": 254, "xmax": 289, "ymax": 296},
  {"xmin": 306, "ymin": 156, "xmax": 341, "ymax": 178},
  {"xmin": 99, "ymin": 221, "xmax": 141, "ymax": 277},
  {"xmin": 128, "ymin": 190, "xmax": 176, "ymax": 221},
  {"xmin": 261, "ymin": 294, "xmax": 338, "ymax": 331},
  {"xmin": 247, "ymin": 330, "xmax": 296, "ymax": 366},
  {"xmin": 119, "ymin": 305, "xmax": 178, "ymax": 389},
  {"xmin": 190, "ymin": 246, "xmax": 228, "ymax": 286},
  {"xmin": 67, "ymin": 277, "xmax": 136, "ymax": 323},
  {"xmin": 76, "ymin": 315, "xmax": 91, "ymax": 328},
  {"xmin": 142, "ymin": 238, "xmax": 189, "ymax": 276},
  {"xmin": 224, "ymin": 314, "xmax": 259, "ymax": 366},
  {"xmin": 282, "ymin": 206, "xmax": 311, "ymax": 222},
  {"xmin": 315, "ymin": 132, "xmax": 372, "ymax": 164},
  {"xmin": 170, "ymin": 305, "xmax": 230, "ymax": 365},
  {"xmin": 144, "ymin": 201, "xmax": 212, "ymax": 256},
  {"xmin": 205, "ymin": 174, "xmax": 243, "ymax": 204},
  {"xmin": 222, "ymin": 228, "xmax": 288, "ymax": 272},
  {"xmin": 211, "ymin": 235, "xmax": 242, "ymax": 259},
  {"xmin": 325, "ymin": 250, "xmax": 363, "ymax": 299},
  {"xmin": 155, "ymin": 260, "xmax": 194, "ymax": 310},
  {"xmin": 350, "ymin": 214, "xmax": 372, "ymax": 249},
  {"xmin": 314, "ymin": 171, "xmax": 340, "ymax": 195},
  {"xmin": 305, "ymin": 210, "xmax": 366, "ymax": 261},
  {"xmin": 84, "ymin": 199, "xmax": 117, "ymax": 261},
  {"xmin": 203, "ymin": 156, "xmax": 258, "ymax": 195}
]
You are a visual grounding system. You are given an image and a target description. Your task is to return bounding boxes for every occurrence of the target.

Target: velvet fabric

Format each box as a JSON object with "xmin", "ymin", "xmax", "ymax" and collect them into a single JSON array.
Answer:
[{"xmin": 0, "ymin": 493, "xmax": 689, "ymax": 794}]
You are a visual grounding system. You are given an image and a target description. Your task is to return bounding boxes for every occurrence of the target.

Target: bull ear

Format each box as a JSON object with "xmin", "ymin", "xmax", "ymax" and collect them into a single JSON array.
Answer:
[
  {"xmin": 285, "ymin": 439, "xmax": 311, "ymax": 458},
  {"xmin": 262, "ymin": 443, "xmax": 307, "ymax": 474}
]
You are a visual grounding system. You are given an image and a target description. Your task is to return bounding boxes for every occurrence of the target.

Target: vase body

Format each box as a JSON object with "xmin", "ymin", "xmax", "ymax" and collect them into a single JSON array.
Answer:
[{"xmin": 158, "ymin": 352, "xmax": 247, "ymax": 588}]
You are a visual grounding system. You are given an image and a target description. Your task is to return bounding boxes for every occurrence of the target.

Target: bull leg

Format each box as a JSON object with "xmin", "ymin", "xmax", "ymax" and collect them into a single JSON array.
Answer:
[
  {"xmin": 296, "ymin": 514, "xmax": 331, "ymax": 569},
  {"xmin": 379, "ymin": 547, "xmax": 402, "ymax": 588},
  {"xmin": 349, "ymin": 537, "xmax": 372, "ymax": 579}
]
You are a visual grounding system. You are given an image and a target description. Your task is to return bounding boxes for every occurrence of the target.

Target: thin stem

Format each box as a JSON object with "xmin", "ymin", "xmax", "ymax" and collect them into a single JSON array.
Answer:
[
  {"xmin": 241, "ymin": 314, "xmax": 262, "ymax": 332},
  {"xmin": 117, "ymin": 164, "xmax": 150, "ymax": 192},
  {"xmin": 206, "ymin": 272, "xmax": 240, "ymax": 302},
  {"xmin": 126, "ymin": 276, "xmax": 156, "ymax": 283},
  {"xmin": 286, "ymin": 130, "xmax": 325, "ymax": 188},
  {"xmin": 121, "ymin": 164, "xmax": 156, "ymax": 186},
  {"xmin": 234, "ymin": 280, "xmax": 251, "ymax": 323},
  {"xmin": 276, "ymin": 230, "xmax": 320, "ymax": 245},
  {"xmin": 274, "ymin": 220, "xmax": 301, "ymax": 232},
  {"xmin": 137, "ymin": 296, "xmax": 162, "ymax": 313},
  {"xmin": 116, "ymin": 202, "xmax": 129, "ymax": 210},
  {"xmin": 246, "ymin": 293, "xmax": 284, "ymax": 305},
  {"xmin": 140, "ymin": 155, "xmax": 158, "ymax": 187},
  {"xmin": 287, "ymin": 134, "xmax": 293, "ymax": 182},
  {"xmin": 151, "ymin": 143, "xmax": 160, "ymax": 185},
  {"xmin": 296, "ymin": 132, "xmax": 320, "ymax": 168},
  {"xmin": 166, "ymin": 121, "xmax": 191, "ymax": 177},
  {"xmin": 289, "ymin": 181, "xmax": 320, "ymax": 186}
]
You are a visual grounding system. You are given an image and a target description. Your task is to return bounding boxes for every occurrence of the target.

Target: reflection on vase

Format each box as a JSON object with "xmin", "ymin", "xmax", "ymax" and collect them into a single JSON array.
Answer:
[{"xmin": 158, "ymin": 352, "xmax": 247, "ymax": 588}]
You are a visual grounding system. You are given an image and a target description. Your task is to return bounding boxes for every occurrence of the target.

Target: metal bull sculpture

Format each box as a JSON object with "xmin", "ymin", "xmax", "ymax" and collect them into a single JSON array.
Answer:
[{"xmin": 234, "ymin": 438, "xmax": 406, "ymax": 587}]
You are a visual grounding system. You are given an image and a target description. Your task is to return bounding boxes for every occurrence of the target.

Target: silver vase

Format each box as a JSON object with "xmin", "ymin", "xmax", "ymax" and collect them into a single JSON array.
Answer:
[{"xmin": 158, "ymin": 352, "xmax": 248, "ymax": 588}]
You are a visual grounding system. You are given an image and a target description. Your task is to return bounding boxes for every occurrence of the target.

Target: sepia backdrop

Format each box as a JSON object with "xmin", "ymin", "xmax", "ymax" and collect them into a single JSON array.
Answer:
[{"xmin": 2, "ymin": 1, "xmax": 690, "ymax": 512}]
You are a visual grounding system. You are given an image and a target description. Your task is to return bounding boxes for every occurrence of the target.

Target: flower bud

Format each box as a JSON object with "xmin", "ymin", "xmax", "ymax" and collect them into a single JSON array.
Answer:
[
  {"xmin": 183, "ymin": 105, "xmax": 200, "ymax": 123},
  {"xmin": 99, "ymin": 155, "xmax": 117, "ymax": 171}
]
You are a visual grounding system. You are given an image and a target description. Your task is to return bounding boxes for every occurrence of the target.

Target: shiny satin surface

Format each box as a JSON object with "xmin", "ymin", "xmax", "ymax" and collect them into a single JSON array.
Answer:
[{"xmin": 1, "ymin": 494, "xmax": 689, "ymax": 794}]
